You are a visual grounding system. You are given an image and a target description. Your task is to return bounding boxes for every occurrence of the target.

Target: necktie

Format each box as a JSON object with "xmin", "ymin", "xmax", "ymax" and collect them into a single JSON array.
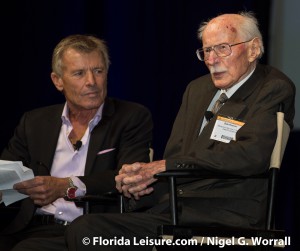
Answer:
[{"xmin": 211, "ymin": 93, "xmax": 228, "ymax": 115}]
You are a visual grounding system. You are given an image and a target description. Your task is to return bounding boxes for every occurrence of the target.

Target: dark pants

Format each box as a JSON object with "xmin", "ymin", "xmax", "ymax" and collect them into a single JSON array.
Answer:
[
  {"xmin": 66, "ymin": 212, "xmax": 170, "ymax": 251},
  {"xmin": 1, "ymin": 212, "xmax": 170, "ymax": 251},
  {"xmin": 0, "ymin": 223, "xmax": 67, "ymax": 251}
]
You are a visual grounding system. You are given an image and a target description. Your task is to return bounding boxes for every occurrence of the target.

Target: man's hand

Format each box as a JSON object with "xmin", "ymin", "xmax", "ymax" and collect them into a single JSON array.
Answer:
[
  {"xmin": 13, "ymin": 176, "xmax": 69, "ymax": 206},
  {"xmin": 115, "ymin": 160, "xmax": 166, "ymax": 200}
]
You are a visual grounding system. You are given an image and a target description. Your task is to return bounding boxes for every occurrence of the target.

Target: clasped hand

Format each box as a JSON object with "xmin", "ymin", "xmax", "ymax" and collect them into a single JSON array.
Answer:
[
  {"xmin": 115, "ymin": 160, "xmax": 166, "ymax": 200},
  {"xmin": 13, "ymin": 176, "xmax": 69, "ymax": 206}
]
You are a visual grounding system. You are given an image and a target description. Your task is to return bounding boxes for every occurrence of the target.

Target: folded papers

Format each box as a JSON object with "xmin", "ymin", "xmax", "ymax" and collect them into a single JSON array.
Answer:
[{"xmin": 0, "ymin": 160, "xmax": 34, "ymax": 206}]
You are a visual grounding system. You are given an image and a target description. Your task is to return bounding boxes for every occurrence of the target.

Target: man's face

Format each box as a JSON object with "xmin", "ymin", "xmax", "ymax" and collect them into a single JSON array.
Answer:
[
  {"xmin": 52, "ymin": 48, "xmax": 107, "ymax": 112},
  {"xmin": 202, "ymin": 16, "xmax": 254, "ymax": 89}
]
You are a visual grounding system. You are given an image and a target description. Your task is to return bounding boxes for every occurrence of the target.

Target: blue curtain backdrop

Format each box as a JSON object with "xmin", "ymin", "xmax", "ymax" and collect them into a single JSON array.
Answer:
[{"xmin": 1, "ymin": 0, "xmax": 298, "ymax": 249}]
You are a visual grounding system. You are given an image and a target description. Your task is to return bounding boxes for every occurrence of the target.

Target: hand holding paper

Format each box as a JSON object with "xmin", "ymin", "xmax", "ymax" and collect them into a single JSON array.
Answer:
[{"xmin": 0, "ymin": 160, "xmax": 34, "ymax": 206}]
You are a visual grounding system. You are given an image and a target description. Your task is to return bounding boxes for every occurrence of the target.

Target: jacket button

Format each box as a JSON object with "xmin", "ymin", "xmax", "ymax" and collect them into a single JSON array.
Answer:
[{"xmin": 177, "ymin": 189, "xmax": 183, "ymax": 195}]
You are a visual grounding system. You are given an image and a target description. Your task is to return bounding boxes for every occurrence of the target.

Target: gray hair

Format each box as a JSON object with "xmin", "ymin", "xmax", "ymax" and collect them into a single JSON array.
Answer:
[
  {"xmin": 197, "ymin": 11, "xmax": 264, "ymax": 58},
  {"xmin": 52, "ymin": 34, "xmax": 110, "ymax": 76}
]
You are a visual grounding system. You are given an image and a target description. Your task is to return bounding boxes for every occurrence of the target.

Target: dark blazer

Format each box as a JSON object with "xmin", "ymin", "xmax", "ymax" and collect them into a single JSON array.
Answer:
[
  {"xmin": 138, "ymin": 64, "xmax": 295, "ymax": 229},
  {"xmin": 0, "ymin": 97, "xmax": 153, "ymax": 234}
]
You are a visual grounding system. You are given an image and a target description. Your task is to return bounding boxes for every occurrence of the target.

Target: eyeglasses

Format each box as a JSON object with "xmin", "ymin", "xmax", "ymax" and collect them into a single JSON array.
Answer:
[{"xmin": 196, "ymin": 39, "xmax": 253, "ymax": 61}]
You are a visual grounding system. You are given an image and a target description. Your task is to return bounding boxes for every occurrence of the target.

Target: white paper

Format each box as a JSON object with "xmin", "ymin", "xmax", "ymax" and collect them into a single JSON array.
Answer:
[{"xmin": 0, "ymin": 160, "xmax": 34, "ymax": 206}]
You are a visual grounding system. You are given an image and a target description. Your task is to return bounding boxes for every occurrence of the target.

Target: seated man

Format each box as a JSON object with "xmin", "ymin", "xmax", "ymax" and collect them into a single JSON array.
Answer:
[
  {"xmin": 0, "ymin": 34, "xmax": 153, "ymax": 250},
  {"xmin": 12, "ymin": 12, "xmax": 296, "ymax": 251}
]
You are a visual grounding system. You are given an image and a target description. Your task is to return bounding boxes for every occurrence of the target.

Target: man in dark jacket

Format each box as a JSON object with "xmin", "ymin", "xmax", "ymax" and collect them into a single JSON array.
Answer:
[{"xmin": 0, "ymin": 34, "xmax": 153, "ymax": 251}]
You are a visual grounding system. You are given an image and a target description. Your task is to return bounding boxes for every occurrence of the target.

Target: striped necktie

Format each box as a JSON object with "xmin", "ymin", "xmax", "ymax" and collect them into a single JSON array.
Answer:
[{"xmin": 211, "ymin": 93, "xmax": 228, "ymax": 115}]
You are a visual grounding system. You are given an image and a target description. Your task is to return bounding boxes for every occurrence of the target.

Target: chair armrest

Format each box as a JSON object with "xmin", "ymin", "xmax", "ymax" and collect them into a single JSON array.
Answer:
[
  {"xmin": 73, "ymin": 194, "xmax": 119, "ymax": 204},
  {"xmin": 67, "ymin": 191, "xmax": 123, "ymax": 214},
  {"xmin": 154, "ymin": 169, "xmax": 267, "ymax": 179}
]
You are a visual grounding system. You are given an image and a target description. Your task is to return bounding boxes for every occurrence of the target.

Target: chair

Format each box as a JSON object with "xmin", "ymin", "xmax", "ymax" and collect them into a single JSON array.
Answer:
[{"xmin": 154, "ymin": 105, "xmax": 290, "ymax": 251}]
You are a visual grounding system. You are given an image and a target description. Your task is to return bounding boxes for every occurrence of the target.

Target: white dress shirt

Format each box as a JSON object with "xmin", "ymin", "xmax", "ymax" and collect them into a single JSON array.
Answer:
[{"xmin": 37, "ymin": 103, "xmax": 103, "ymax": 222}]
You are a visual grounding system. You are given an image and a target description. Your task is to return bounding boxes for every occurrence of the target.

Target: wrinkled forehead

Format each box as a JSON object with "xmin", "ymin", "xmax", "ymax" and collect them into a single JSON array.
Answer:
[{"xmin": 204, "ymin": 14, "xmax": 242, "ymax": 41}]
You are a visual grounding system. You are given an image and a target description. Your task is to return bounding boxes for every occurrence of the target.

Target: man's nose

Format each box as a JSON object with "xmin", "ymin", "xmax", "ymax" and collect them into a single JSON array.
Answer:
[
  {"xmin": 85, "ymin": 71, "xmax": 96, "ymax": 85},
  {"xmin": 205, "ymin": 50, "xmax": 219, "ymax": 65}
]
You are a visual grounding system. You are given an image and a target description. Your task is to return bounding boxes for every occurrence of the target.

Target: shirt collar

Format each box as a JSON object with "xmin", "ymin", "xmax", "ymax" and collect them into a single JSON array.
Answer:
[
  {"xmin": 61, "ymin": 102, "xmax": 104, "ymax": 131},
  {"xmin": 221, "ymin": 67, "xmax": 256, "ymax": 98}
]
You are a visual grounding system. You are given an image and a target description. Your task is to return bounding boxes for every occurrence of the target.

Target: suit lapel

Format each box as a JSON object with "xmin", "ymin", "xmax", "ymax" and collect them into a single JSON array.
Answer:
[
  {"xmin": 84, "ymin": 98, "xmax": 115, "ymax": 175},
  {"xmin": 231, "ymin": 64, "xmax": 265, "ymax": 103},
  {"xmin": 181, "ymin": 77, "xmax": 218, "ymax": 151},
  {"xmin": 38, "ymin": 105, "xmax": 64, "ymax": 172},
  {"xmin": 193, "ymin": 79, "xmax": 218, "ymax": 138},
  {"xmin": 197, "ymin": 65, "xmax": 265, "ymax": 146}
]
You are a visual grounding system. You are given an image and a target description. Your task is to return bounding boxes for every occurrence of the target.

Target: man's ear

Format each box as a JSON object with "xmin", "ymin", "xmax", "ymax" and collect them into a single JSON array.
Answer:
[
  {"xmin": 248, "ymin": 37, "xmax": 261, "ymax": 62},
  {"xmin": 51, "ymin": 72, "xmax": 64, "ymax": 91}
]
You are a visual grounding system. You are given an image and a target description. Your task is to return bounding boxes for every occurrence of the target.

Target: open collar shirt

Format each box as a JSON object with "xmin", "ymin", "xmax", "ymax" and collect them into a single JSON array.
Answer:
[{"xmin": 37, "ymin": 102, "xmax": 103, "ymax": 222}]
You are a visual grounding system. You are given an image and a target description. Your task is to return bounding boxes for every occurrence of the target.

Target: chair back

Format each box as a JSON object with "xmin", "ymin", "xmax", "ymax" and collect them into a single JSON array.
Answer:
[
  {"xmin": 267, "ymin": 108, "xmax": 290, "ymax": 230},
  {"xmin": 269, "ymin": 110, "xmax": 290, "ymax": 169}
]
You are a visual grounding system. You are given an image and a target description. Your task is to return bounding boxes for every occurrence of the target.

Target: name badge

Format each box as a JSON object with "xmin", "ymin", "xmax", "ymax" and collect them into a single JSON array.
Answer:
[{"xmin": 210, "ymin": 116, "xmax": 245, "ymax": 143}]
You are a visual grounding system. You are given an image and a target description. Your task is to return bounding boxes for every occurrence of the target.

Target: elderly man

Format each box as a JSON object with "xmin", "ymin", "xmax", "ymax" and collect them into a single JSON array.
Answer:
[{"xmin": 12, "ymin": 12, "xmax": 295, "ymax": 251}]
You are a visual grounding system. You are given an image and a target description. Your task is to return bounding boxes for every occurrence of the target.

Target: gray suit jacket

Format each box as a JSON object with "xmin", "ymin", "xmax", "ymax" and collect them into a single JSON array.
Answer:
[
  {"xmin": 0, "ymin": 97, "xmax": 153, "ymax": 234},
  {"xmin": 136, "ymin": 64, "xmax": 295, "ymax": 229}
]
